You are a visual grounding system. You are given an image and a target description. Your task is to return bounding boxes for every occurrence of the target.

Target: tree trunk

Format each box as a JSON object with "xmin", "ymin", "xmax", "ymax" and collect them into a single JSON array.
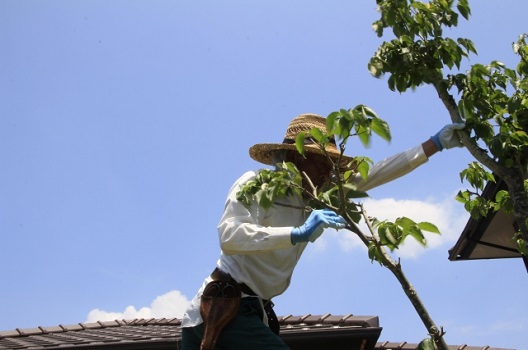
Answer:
[{"xmin": 504, "ymin": 171, "xmax": 528, "ymax": 252}]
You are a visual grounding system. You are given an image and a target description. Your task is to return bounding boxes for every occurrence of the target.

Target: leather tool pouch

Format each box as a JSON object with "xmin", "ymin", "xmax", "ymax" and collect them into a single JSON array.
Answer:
[{"xmin": 199, "ymin": 269, "xmax": 241, "ymax": 350}]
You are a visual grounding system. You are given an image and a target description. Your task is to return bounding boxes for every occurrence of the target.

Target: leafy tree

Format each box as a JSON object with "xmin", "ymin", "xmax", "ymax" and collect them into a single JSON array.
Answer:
[
  {"xmin": 238, "ymin": 0, "xmax": 527, "ymax": 348},
  {"xmin": 369, "ymin": 0, "xmax": 528, "ymax": 255}
]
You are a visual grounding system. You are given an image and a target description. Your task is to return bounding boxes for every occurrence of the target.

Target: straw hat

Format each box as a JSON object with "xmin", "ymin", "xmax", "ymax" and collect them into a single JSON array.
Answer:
[{"xmin": 249, "ymin": 113, "xmax": 353, "ymax": 166}]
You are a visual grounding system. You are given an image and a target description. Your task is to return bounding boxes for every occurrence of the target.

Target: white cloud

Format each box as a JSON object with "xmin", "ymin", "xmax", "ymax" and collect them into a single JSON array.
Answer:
[
  {"xmin": 489, "ymin": 315, "xmax": 528, "ymax": 333},
  {"xmin": 444, "ymin": 314, "xmax": 528, "ymax": 346},
  {"xmin": 85, "ymin": 290, "xmax": 191, "ymax": 323},
  {"xmin": 326, "ymin": 195, "xmax": 469, "ymax": 259}
]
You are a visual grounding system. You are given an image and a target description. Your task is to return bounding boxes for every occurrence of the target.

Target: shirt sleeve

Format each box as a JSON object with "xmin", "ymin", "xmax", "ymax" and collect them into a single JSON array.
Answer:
[
  {"xmin": 217, "ymin": 171, "xmax": 295, "ymax": 255},
  {"xmin": 354, "ymin": 144, "xmax": 429, "ymax": 192}
]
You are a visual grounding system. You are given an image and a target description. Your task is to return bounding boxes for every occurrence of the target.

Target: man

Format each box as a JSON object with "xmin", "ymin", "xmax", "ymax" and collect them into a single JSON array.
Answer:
[{"xmin": 181, "ymin": 113, "xmax": 464, "ymax": 350}]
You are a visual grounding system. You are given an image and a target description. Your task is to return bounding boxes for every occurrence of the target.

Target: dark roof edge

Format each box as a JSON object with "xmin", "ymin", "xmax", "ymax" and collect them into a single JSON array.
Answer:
[{"xmin": 448, "ymin": 178, "xmax": 510, "ymax": 261}]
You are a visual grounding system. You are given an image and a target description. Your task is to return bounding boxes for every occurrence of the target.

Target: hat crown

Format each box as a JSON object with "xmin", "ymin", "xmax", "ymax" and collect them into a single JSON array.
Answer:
[{"xmin": 283, "ymin": 114, "xmax": 328, "ymax": 141}]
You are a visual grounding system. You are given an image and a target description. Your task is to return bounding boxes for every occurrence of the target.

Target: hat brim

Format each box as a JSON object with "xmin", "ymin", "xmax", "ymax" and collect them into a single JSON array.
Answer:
[{"xmin": 249, "ymin": 142, "xmax": 353, "ymax": 166}]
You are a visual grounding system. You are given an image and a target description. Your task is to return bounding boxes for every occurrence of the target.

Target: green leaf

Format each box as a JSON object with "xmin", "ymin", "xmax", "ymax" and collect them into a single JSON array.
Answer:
[
  {"xmin": 356, "ymin": 124, "xmax": 371, "ymax": 147},
  {"xmin": 368, "ymin": 242, "xmax": 384, "ymax": 265},
  {"xmin": 495, "ymin": 190, "xmax": 512, "ymax": 213},
  {"xmin": 345, "ymin": 202, "xmax": 362, "ymax": 223},
  {"xmin": 326, "ymin": 112, "xmax": 339, "ymax": 133},
  {"xmin": 372, "ymin": 20, "xmax": 384, "ymax": 37},
  {"xmin": 395, "ymin": 216, "xmax": 415, "ymax": 230},
  {"xmin": 408, "ymin": 226, "xmax": 427, "ymax": 246},
  {"xmin": 378, "ymin": 223, "xmax": 402, "ymax": 251},
  {"xmin": 310, "ymin": 127, "xmax": 324, "ymax": 143},
  {"xmin": 353, "ymin": 156, "xmax": 372, "ymax": 181},
  {"xmin": 388, "ymin": 75, "xmax": 396, "ymax": 92},
  {"xmin": 514, "ymin": 232, "xmax": 527, "ymax": 255},
  {"xmin": 371, "ymin": 117, "xmax": 392, "ymax": 141},
  {"xmin": 295, "ymin": 131, "xmax": 307, "ymax": 157},
  {"xmin": 361, "ymin": 105, "xmax": 380, "ymax": 119},
  {"xmin": 417, "ymin": 221, "xmax": 440, "ymax": 234},
  {"xmin": 255, "ymin": 188, "xmax": 271, "ymax": 208},
  {"xmin": 459, "ymin": 162, "xmax": 494, "ymax": 191},
  {"xmin": 458, "ymin": 0, "xmax": 471, "ymax": 18},
  {"xmin": 342, "ymin": 183, "xmax": 369, "ymax": 200},
  {"xmin": 418, "ymin": 337, "xmax": 436, "ymax": 350},
  {"xmin": 368, "ymin": 57, "xmax": 385, "ymax": 77}
]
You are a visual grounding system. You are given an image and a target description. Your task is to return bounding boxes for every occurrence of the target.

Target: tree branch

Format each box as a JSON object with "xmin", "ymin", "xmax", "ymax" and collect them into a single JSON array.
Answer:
[{"xmin": 432, "ymin": 75, "xmax": 508, "ymax": 180}]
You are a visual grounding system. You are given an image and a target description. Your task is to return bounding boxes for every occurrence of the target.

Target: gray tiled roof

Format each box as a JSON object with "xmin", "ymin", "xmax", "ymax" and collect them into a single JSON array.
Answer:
[
  {"xmin": 0, "ymin": 315, "xmax": 511, "ymax": 350},
  {"xmin": 0, "ymin": 318, "xmax": 180, "ymax": 350},
  {"xmin": 0, "ymin": 314, "xmax": 379, "ymax": 350}
]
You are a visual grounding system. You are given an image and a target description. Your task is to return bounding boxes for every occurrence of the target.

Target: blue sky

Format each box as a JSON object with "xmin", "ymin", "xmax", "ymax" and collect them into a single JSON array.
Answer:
[{"xmin": 1, "ymin": 1, "xmax": 527, "ymax": 349}]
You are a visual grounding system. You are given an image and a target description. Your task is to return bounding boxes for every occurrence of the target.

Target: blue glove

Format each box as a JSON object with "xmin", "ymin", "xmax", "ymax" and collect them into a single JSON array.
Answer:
[
  {"xmin": 430, "ymin": 123, "xmax": 465, "ymax": 151},
  {"xmin": 291, "ymin": 209, "xmax": 346, "ymax": 244}
]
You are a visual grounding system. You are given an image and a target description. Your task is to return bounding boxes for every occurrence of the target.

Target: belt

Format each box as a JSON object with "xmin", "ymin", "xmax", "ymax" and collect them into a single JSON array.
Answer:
[
  {"xmin": 239, "ymin": 283, "xmax": 257, "ymax": 296},
  {"xmin": 211, "ymin": 268, "xmax": 271, "ymax": 304}
]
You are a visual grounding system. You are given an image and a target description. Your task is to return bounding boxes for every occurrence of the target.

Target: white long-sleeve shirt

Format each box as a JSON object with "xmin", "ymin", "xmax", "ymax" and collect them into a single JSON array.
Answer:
[{"xmin": 182, "ymin": 144, "xmax": 428, "ymax": 327}]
